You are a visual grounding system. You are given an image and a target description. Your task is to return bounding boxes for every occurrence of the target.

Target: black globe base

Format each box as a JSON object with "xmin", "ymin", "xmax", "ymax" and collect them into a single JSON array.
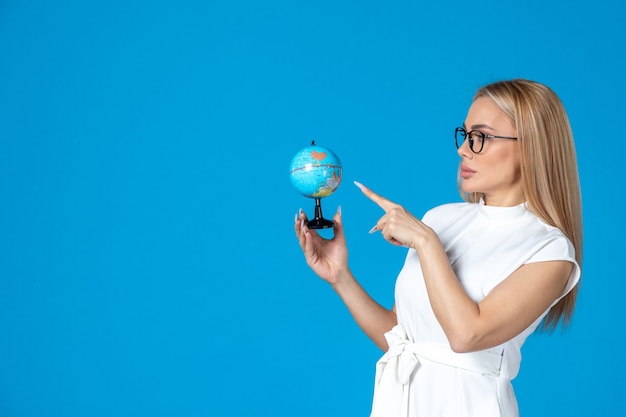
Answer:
[
  {"xmin": 308, "ymin": 197, "xmax": 334, "ymax": 229},
  {"xmin": 307, "ymin": 217, "xmax": 334, "ymax": 229}
]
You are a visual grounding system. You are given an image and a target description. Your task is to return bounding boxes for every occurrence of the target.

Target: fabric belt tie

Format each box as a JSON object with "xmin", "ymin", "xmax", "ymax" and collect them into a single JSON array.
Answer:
[{"xmin": 369, "ymin": 324, "xmax": 503, "ymax": 417}]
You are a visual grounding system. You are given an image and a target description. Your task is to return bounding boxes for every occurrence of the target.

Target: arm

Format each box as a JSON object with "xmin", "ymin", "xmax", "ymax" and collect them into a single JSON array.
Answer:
[
  {"xmin": 416, "ymin": 235, "xmax": 571, "ymax": 352},
  {"xmin": 331, "ymin": 270, "xmax": 397, "ymax": 351},
  {"xmin": 294, "ymin": 208, "xmax": 397, "ymax": 351},
  {"xmin": 356, "ymin": 182, "xmax": 572, "ymax": 353}
]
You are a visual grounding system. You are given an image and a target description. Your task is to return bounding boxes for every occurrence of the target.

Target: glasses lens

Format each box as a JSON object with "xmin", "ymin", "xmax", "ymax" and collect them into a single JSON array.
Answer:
[
  {"xmin": 455, "ymin": 128, "xmax": 466, "ymax": 149},
  {"xmin": 469, "ymin": 130, "xmax": 485, "ymax": 153}
]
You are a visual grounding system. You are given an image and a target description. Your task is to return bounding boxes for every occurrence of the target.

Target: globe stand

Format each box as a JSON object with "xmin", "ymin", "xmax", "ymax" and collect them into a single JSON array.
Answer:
[{"xmin": 307, "ymin": 197, "xmax": 334, "ymax": 229}]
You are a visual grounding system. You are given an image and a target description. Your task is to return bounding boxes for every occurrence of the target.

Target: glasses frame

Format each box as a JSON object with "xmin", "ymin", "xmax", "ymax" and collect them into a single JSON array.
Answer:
[{"xmin": 455, "ymin": 127, "xmax": 518, "ymax": 154}]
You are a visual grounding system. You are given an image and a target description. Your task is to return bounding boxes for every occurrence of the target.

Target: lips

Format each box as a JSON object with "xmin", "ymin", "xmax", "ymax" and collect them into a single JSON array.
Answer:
[{"xmin": 460, "ymin": 164, "xmax": 476, "ymax": 179}]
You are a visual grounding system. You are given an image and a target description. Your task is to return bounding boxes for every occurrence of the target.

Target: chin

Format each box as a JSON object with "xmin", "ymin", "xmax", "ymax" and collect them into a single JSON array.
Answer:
[{"xmin": 460, "ymin": 181, "xmax": 480, "ymax": 194}]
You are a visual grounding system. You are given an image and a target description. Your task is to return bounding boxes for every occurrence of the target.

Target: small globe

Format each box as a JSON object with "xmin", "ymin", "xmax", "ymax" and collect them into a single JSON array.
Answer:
[{"xmin": 289, "ymin": 143, "xmax": 342, "ymax": 198}]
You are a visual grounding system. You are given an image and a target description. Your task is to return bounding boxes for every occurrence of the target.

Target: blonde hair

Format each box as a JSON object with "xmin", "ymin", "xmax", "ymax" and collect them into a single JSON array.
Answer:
[{"xmin": 460, "ymin": 79, "xmax": 583, "ymax": 331}]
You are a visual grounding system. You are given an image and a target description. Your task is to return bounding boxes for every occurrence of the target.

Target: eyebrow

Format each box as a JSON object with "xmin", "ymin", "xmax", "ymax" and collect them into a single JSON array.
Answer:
[{"xmin": 468, "ymin": 123, "xmax": 495, "ymax": 131}]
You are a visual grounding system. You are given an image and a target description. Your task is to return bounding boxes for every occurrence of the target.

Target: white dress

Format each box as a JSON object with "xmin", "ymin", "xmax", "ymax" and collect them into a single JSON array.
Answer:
[{"xmin": 369, "ymin": 201, "xmax": 580, "ymax": 417}]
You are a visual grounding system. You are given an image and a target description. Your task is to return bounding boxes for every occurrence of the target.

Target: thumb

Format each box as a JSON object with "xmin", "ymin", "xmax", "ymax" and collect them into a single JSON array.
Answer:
[{"xmin": 332, "ymin": 206, "xmax": 346, "ymax": 242}]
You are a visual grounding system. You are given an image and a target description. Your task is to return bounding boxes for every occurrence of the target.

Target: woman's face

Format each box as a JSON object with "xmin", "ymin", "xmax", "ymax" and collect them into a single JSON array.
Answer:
[{"xmin": 458, "ymin": 96, "xmax": 524, "ymax": 206}]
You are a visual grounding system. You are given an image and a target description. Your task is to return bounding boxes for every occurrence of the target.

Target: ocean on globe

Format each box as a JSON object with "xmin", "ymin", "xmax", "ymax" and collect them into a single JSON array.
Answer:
[{"xmin": 289, "ymin": 143, "xmax": 342, "ymax": 198}]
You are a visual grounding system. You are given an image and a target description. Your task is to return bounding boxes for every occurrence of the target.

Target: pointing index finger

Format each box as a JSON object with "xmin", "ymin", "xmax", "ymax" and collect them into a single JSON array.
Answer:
[{"xmin": 354, "ymin": 181, "xmax": 396, "ymax": 212}]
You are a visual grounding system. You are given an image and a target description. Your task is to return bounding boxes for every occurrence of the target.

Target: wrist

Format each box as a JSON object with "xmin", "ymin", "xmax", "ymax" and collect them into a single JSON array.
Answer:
[
  {"xmin": 330, "ymin": 267, "xmax": 354, "ymax": 291},
  {"xmin": 413, "ymin": 229, "xmax": 442, "ymax": 256}
]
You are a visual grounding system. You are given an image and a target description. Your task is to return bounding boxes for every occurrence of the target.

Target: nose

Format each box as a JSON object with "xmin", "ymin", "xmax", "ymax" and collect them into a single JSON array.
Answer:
[{"xmin": 457, "ymin": 137, "xmax": 473, "ymax": 158}]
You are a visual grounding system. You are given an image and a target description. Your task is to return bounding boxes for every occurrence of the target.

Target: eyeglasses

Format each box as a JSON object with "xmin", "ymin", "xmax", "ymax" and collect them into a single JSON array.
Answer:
[{"xmin": 455, "ymin": 127, "xmax": 517, "ymax": 154}]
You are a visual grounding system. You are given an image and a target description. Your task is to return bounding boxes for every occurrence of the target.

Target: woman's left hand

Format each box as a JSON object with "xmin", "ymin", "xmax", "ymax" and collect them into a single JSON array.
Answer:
[{"xmin": 355, "ymin": 181, "xmax": 437, "ymax": 249}]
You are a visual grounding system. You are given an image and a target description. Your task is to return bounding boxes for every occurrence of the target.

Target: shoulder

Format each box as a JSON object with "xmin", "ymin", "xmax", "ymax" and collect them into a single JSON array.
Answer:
[
  {"xmin": 521, "ymin": 214, "xmax": 581, "ymax": 297},
  {"xmin": 523, "ymin": 213, "xmax": 575, "ymax": 252},
  {"xmin": 524, "ymin": 222, "xmax": 577, "ymax": 266}
]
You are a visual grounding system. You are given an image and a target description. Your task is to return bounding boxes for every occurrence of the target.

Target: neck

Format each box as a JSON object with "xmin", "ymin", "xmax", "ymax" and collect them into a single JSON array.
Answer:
[{"xmin": 483, "ymin": 192, "xmax": 525, "ymax": 207}]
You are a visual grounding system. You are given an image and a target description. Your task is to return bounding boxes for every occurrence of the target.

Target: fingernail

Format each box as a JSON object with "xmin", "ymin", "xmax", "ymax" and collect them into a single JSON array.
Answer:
[
  {"xmin": 337, "ymin": 205, "xmax": 342, "ymax": 216},
  {"xmin": 368, "ymin": 225, "xmax": 379, "ymax": 234},
  {"xmin": 295, "ymin": 213, "xmax": 298, "ymax": 223},
  {"xmin": 354, "ymin": 181, "xmax": 366, "ymax": 191}
]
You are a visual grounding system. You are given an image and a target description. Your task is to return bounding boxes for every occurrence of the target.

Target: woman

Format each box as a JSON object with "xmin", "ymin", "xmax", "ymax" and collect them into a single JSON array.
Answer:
[{"xmin": 293, "ymin": 79, "xmax": 582, "ymax": 417}]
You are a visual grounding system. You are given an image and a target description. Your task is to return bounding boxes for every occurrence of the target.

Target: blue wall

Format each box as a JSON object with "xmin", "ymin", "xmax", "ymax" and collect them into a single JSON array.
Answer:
[{"xmin": 1, "ymin": 1, "xmax": 623, "ymax": 416}]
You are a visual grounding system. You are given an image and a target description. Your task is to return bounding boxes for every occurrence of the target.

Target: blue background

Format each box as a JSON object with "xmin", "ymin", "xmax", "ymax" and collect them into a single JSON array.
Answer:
[{"xmin": 1, "ymin": 1, "xmax": 624, "ymax": 416}]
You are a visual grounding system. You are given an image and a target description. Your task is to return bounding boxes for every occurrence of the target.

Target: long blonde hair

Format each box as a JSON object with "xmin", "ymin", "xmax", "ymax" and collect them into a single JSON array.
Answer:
[{"xmin": 460, "ymin": 79, "xmax": 583, "ymax": 331}]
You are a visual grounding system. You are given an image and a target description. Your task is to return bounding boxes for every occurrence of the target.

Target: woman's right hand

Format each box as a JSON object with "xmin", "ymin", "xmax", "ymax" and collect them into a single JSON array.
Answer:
[
  {"xmin": 294, "ymin": 207, "xmax": 349, "ymax": 285},
  {"xmin": 294, "ymin": 205, "xmax": 397, "ymax": 351}
]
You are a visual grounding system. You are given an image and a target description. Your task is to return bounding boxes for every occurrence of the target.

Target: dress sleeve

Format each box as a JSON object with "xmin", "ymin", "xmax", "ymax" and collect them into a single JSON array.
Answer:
[{"xmin": 525, "ymin": 235, "xmax": 581, "ymax": 300}]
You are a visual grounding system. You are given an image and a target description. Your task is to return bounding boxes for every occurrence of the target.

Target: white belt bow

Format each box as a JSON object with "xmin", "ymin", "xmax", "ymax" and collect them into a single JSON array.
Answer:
[{"xmin": 370, "ymin": 324, "xmax": 503, "ymax": 417}]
